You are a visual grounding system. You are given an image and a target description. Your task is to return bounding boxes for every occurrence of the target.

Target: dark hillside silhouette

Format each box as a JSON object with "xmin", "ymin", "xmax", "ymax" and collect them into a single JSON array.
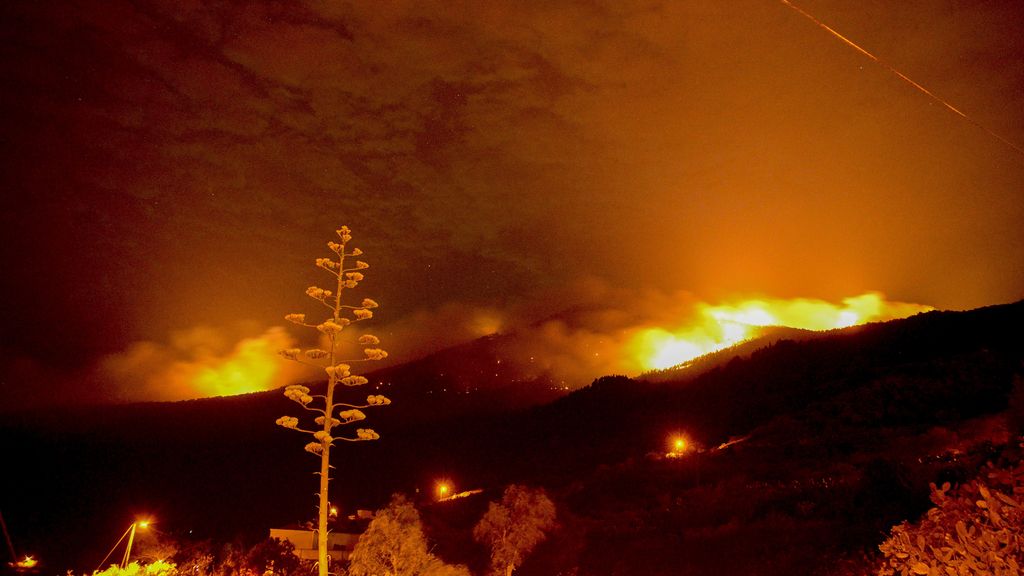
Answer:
[{"xmin": 2, "ymin": 301, "xmax": 1022, "ymax": 574}]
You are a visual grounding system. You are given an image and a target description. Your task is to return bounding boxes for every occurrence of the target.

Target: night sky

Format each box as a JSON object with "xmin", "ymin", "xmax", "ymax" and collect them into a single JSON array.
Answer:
[{"xmin": 2, "ymin": 0, "xmax": 1023, "ymax": 409}]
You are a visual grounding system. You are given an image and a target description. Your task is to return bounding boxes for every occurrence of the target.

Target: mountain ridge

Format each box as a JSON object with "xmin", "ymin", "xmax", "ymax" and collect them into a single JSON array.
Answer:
[{"xmin": 3, "ymin": 300, "xmax": 1023, "ymax": 574}]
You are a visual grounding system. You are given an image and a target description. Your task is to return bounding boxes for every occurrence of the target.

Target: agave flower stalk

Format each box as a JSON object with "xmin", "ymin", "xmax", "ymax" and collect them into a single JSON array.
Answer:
[{"xmin": 276, "ymin": 226, "xmax": 391, "ymax": 576}]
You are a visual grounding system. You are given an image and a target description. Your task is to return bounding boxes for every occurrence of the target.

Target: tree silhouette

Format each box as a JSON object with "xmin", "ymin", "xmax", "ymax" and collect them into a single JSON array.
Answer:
[
  {"xmin": 348, "ymin": 495, "xmax": 470, "ymax": 576},
  {"xmin": 473, "ymin": 485, "xmax": 557, "ymax": 576}
]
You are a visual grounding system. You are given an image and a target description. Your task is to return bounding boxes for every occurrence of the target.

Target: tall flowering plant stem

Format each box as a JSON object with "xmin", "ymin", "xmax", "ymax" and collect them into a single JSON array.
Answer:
[{"xmin": 275, "ymin": 225, "xmax": 391, "ymax": 576}]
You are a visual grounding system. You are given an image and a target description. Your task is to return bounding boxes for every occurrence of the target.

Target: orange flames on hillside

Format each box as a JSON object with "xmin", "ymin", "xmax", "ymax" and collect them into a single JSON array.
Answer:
[
  {"xmin": 99, "ymin": 292, "xmax": 934, "ymax": 402},
  {"xmin": 630, "ymin": 292, "xmax": 932, "ymax": 371},
  {"xmin": 190, "ymin": 336, "xmax": 284, "ymax": 397},
  {"xmin": 100, "ymin": 326, "xmax": 304, "ymax": 402}
]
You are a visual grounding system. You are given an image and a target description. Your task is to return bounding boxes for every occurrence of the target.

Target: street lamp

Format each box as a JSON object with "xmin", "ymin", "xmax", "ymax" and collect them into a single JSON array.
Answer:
[
  {"xmin": 96, "ymin": 519, "xmax": 152, "ymax": 571},
  {"xmin": 668, "ymin": 434, "xmax": 689, "ymax": 457},
  {"xmin": 437, "ymin": 482, "xmax": 450, "ymax": 501},
  {"xmin": 122, "ymin": 520, "xmax": 151, "ymax": 568}
]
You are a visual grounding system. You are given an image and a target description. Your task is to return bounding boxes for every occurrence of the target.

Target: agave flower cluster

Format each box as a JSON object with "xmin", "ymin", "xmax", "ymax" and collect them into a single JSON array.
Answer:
[
  {"xmin": 274, "ymin": 225, "xmax": 393, "ymax": 576},
  {"xmin": 275, "ymin": 225, "xmax": 391, "ymax": 452}
]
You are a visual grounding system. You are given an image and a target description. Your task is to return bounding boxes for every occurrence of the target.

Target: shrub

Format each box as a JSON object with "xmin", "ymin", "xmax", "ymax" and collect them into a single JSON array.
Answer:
[
  {"xmin": 877, "ymin": 457, "xmax": 1024, "ymax": 576},
  {"xmin": 93, "ymin": 560, "xmax": 178, "ymax": 576}
]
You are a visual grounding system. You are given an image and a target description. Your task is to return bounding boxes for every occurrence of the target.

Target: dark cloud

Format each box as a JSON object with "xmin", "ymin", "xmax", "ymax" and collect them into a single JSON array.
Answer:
[{"xmin": 1, "ymin": 0, "xmax": 1022, "ymax": 407}]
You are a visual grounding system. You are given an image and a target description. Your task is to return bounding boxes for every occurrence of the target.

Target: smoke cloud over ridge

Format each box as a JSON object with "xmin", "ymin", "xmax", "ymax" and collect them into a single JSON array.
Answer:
[
  {"xmin": 90, "ymin": 290, "xmax": 932, "ymax": 403},
  {"xmin": 98, "ymin": 325, "xmax": 304, "ymax": 402}
]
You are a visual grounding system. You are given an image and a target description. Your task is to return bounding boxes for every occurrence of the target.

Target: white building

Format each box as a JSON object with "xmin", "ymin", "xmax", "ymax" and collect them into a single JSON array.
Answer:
[{"xmin": 269, "ymin": 526, "xmax": 361, "ymax": 562}]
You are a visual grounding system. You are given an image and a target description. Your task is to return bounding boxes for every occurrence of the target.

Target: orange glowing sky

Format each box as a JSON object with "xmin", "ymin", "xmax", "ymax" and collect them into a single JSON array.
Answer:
[{"xmin": 1, "ymin": 0, "xmax": 1022, "ymax": 407}]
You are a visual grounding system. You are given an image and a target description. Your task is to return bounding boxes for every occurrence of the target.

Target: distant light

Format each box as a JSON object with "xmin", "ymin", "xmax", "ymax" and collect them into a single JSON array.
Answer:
[
  {"xmin": 437, "ymin": 488, "xmax": 483, "ymax": 502},
  {"xmin": 437, "ymin": 482, "xmax": 450, "ymax": 500},
  {"xmin": 668, "ymin": 435, "xmax": 689, "ymax": 457},
  {"xmin": 138, "ymin": 520, "xmax": 150, "ymax": 528}
]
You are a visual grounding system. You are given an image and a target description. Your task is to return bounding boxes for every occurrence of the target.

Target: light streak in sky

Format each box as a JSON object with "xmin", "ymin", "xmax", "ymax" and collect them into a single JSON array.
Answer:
[{"xmin": 779, "ymin": 0, "xmax": 1024, "ymax": 158}]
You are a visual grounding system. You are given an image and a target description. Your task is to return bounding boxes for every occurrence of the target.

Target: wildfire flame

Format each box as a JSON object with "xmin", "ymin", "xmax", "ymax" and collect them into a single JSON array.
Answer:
[
  {"xmin": 191, "ymin": 336, "xmax": 282, "ymax": 397},
  {"xmin": 101, "ymin": 326, "xmax": 302, "ymax": 402},
  {"xmin": 631, "ymin": 292, "xmax": 932, "ymax": 371}
]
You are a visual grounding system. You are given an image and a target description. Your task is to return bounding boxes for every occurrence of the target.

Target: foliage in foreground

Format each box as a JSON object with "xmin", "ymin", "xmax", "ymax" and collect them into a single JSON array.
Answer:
[
  {"xmin": 877, "ymin": 453, "xmax": 1024, "ymax": 576},
  {"xmin": 474, "ymin": 485, "xmax": 557, "ymax": 576},
  {"xmin": 86, "ymin": 538, "xmax": 303, "ymax": 576},
  {"xmin": 93, "ymin": 561, "xmax": 178, "ymax": 576},
  {"xmin": 349, "ymin": 494, "xmax": 471, "ymax": 576}
]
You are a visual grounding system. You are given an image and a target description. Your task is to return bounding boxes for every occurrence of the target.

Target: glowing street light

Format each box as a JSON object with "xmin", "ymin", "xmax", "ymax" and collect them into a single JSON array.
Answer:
[
  {"xmin": 437, "ymin": 482, "xmax": 450, "ymax": 501},
  {"xmin": 668, "ymin": 434, "xmax": 689, "ymax": 458},
  {"xmin": 96, "ymin": 518, "xmax": 152, "ymax": 571},
  {"xmin": 122, "ymin": 519, "xmax": 153, "ymax": 568},
  {"xmin": 13, "ymin": 556, "xmax": 38, "ymax": 570}
]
